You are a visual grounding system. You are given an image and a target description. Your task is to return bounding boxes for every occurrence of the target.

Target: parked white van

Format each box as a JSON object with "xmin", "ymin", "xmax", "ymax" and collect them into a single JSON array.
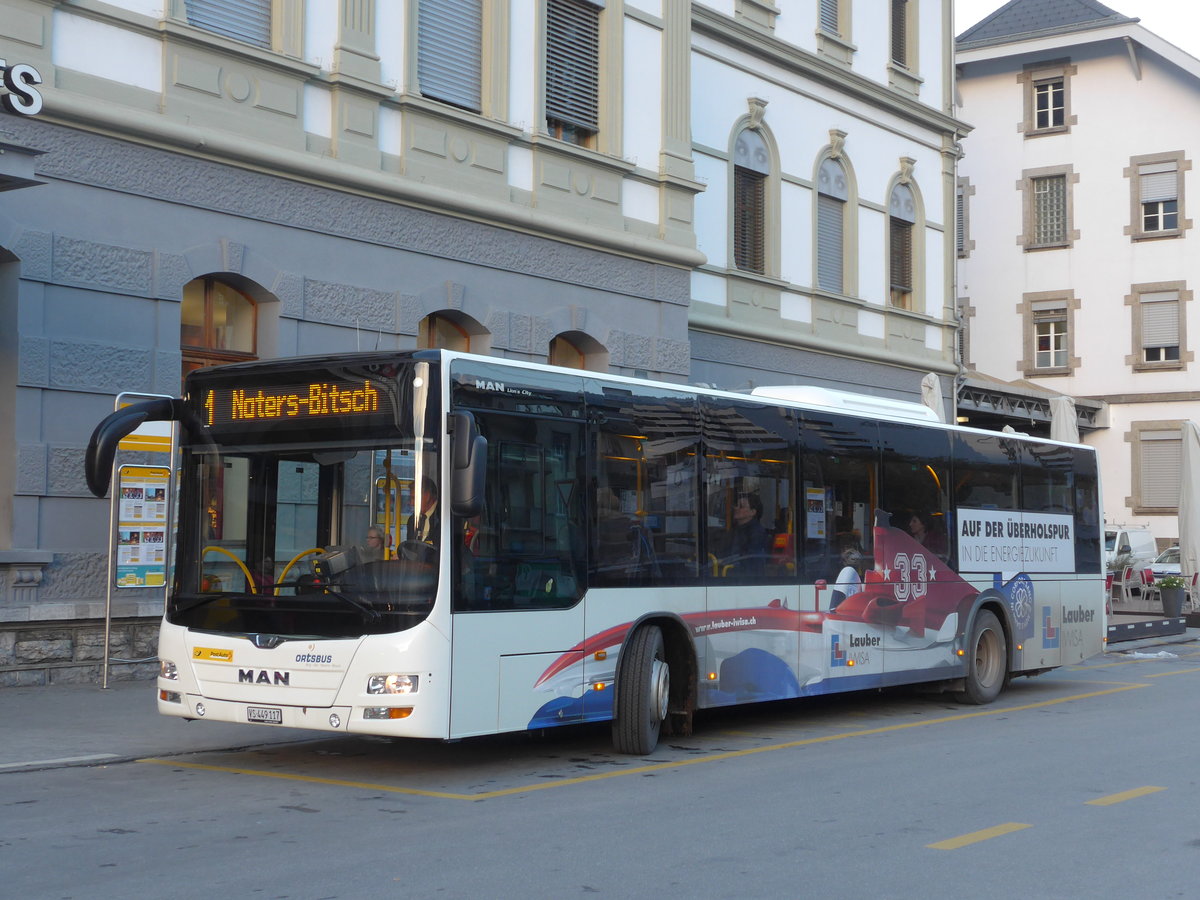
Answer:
[{"xmin": 1104, "ymin": 525, "xmax": 1158, "ymax": 571}]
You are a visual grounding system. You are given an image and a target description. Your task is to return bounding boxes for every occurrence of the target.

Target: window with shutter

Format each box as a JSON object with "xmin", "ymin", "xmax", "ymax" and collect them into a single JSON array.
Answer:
[
  {"xmin": 1140, "ymin": 292, "xmax": 1181, "ymax": 363},
  {"xmin": 816, "ymin": 158, "xmax": 847, "ymax": 293},
  {"xmin": 545, "ymin": 0, "xmax": 601, "ymax": 145},
  {"xmin": 418, "ymin": 0, "xmax": 483, "ymax": 112},
  {"xmin": 732, "ymin": 128, "xmax": 768, "ymax": 275},
  {"xmin": 890, "ymin": 0, "xmax": 908, "ymax": 66},
  {"xmin": 186, "ymin": 0, "xmax": 271, "ymax": 48},
  {"xmin": 1033, "ymin": 311, "xmax": 1068, "ymax": 370},
  {"xmin": 889, "ymin": 183, "xmax": 914, "ymax": 308},
  {"xmin": 820, "ymin": 0, "xmax": 840, "ymax": 35},
  {"xmin": 734, "ymin": 167, "xmax": 765, "ymax": 274},
  {"xmin": 1139, "ymin": 430, "xmax": 1182, "ymax": 510},
  {"xmin": 1140, "ymin": 161, "xmax": 1179, "ymax": 232}
]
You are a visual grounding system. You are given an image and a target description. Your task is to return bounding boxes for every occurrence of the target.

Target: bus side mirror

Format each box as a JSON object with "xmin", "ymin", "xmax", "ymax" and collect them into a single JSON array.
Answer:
[
  {"xmin": 85, "ymin": 398, "xmax": 186, "ymax": 498},
  {"xmin": 450, "ymin": 411, "xmax": 486, "ymax": 518}
]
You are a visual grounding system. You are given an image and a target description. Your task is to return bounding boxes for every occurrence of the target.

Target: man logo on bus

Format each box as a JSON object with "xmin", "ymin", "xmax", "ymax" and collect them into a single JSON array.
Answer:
[{"xmin": 239, "ymin": 669, "xmax": 291, "ymax": 686}]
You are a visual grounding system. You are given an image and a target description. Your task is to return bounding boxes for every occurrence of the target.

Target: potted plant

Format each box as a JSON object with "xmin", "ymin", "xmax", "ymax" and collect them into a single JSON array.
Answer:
[{"xmin": 1156, "ymin": 574, "xmax": 1188, "ymax": 617}]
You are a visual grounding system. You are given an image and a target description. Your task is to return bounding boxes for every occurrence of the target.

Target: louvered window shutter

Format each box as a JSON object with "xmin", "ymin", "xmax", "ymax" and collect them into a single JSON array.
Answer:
[
  {"xmin": 186, "ymin": 0, "xmax": 271, "ymax": 48},
  {"xmin": 1141, "ymin": 293, "xmax": 1180, "ymax": 348},
  {"xmin": 1139, "ymin": 162, "xmax": 1178, "ymax": 203},
  {"xmin": 817, "ymin": 195, "xmax": 844, "ymax": 292},
  {"xmin": 820, "ymin": 0, "xmax": 840, "ymax": 34},
  {"xmin": 546, "ymin": 0, "xmax": 601, "ymax": 135},
  {"xmin": 418, "ymin": 0, "xmax": 483, "ymax": 112},
  {"xmin": 955, "ymin": 187, "xmax": 966, "ymax": 254},
  {"xmin": 891, "ymin": 0, "xmax": 907, "ymax": 65},
  {"xmin": 1141, "ymin": 431, "xmax": 1182, "ymax": 508},
  {"xmin": 890, "ymin": 219, "xmax": 912, "ymax": 292},
  {"xmin": 734, "ymin": 167, "xmax": 765, "ymax": 274}
]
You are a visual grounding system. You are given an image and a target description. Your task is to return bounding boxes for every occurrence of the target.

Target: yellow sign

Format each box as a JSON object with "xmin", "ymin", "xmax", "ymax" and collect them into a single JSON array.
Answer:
[{"xmin": 192, "ymin": 646, "xmax": 234, "ymax": 662}]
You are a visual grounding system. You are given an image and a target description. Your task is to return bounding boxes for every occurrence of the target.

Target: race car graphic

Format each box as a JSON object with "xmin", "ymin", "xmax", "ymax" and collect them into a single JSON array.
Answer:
[{"xmin": 526, "ymin": 509, "xmax": 1036, "ymax": 730}]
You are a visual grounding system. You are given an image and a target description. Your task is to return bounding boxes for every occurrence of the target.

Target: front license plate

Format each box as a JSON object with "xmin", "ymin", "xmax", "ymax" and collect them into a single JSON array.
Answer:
[{"xmin": 247, "ymin": 706, "xmax": 283, "ymax": 725}]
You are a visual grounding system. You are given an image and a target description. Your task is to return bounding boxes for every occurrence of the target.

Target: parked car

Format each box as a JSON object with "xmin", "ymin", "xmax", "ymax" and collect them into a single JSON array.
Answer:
[
  {"xmin": 1150, "ymin": 546, "xmax": 1181, "ymax": 581},
  {"xmin": 1105, "ymin": 525, "xmax": 1158, "ymax": 572}
]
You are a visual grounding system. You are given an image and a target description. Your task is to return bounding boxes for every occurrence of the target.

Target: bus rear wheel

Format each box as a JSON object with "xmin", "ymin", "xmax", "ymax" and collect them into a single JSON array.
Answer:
[
  {"xmin": 957, "ymin": 609, "xmax": 1006, "ymax": 704},
  {"xmin": 612, "ymin": 625, "xmax": 669, "ymax": 755}
]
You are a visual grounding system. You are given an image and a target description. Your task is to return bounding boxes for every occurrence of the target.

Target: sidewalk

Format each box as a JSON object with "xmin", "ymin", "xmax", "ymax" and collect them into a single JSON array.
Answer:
[
  {"xmin": 0, "ymin": 678, "xmax": 315, "ymax": 774},
  {"xmin": 2, "ymin": 629, "xmax": 1197, "ymax": 774}
]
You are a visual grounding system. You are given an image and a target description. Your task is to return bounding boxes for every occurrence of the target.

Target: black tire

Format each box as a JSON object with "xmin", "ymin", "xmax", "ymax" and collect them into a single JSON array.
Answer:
[
  {"xmin": 612, "ymin": 625, "xmax": 670, "ymax": 755},
  {"xmin": 956, "ymin": 609, "xmax": 1007, "ymax": 704}
]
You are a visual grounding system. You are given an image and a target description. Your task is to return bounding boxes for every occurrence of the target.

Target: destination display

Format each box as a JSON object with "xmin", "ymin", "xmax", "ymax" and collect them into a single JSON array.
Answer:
[{"xmin": 201, "ymin": 380, "xmax": 385, "ymax": 427}]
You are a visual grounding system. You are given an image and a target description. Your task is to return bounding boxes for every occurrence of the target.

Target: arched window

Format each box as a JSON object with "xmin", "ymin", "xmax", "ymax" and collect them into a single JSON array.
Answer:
[
  {"xmin": 419, "ymin": 313, "xmax": 472, "ymax": 351},
  {"xmin": 418, "ymin": 311, "xmax": 491, "ymax": 354},
  {"xmin": 889, "ymin": 183, "xmax": 916, "ymax": 309},
  {"xmin": 733, "ymin": 128, "xmax": 769, "ymax": 274},
  {"xmin": 181, "ymin": 277, "xmax": 256, "ymax": 378},
  {"xmin": 549, "ymin": 331, "xmax": 607, "ymax": 371},
  {"xmin": 816, "ymin": 158, "xmax": 848, "ymax": 293}
]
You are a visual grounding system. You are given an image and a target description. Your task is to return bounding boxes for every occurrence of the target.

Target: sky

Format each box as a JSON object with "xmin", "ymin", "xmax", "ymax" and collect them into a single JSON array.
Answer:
[{"xmin": 955, "ymin": 0, "xmax": 1200, "ymax": 60}]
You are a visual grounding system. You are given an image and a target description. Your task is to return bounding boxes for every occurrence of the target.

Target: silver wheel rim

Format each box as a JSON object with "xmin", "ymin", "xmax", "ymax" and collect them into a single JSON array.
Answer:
[{"xmin": 650, "ymin": 657, "xmax": 669, "ymax": 722}]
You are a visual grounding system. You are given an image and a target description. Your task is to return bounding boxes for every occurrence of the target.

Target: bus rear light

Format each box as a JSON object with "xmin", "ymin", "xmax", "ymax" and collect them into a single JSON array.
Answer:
[
  {"xmin": 160, "ymin": 689, "xmax": 181, "ymax": 703},
  {"xmin": 160, "ymin": 659, "xmax": 178, "ymax": 680},
  {"xmin": 364, "ymin": 707, "xmax": 414, "ymax": 720}
]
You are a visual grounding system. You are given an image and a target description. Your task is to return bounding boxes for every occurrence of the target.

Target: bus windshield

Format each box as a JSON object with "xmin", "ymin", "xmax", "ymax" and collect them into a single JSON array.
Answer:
[{"xmin": 169, "ymin": 357, "xmax": 441, "ymax": 638}]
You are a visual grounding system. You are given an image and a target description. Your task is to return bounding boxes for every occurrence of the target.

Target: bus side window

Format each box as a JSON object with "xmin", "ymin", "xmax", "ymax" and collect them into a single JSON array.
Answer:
[
  {"xmin": 701, "ymin": 397, "xmax": 797, "ymax": 583},
  {"xmin": 589, "ymin": 385, "xmax": 700, "ymax": 587},
  {"xmin": 799, "ymin": 413, "xmax": 879, "ymax": 597},
  {"xmin": 879, "ymin": 423, "xmax": 952, "ymax": 562},
  {"xmin": 952, "ymin": 432, "xmax": 1020, "ymax": 512}
]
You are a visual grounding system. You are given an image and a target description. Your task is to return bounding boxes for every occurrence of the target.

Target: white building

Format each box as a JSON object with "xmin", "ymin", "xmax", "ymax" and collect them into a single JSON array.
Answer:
[
  {"xmin": 957, "ymin": 0, "xmax": 1199, "ymax": 548},
  {"xmin": 689, "ymin": 1, "xmax": 964, "ymax": 403}
]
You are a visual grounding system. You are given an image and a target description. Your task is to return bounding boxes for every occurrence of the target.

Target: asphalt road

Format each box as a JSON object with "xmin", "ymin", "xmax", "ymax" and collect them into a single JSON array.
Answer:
[{"xmin": 2, "ymin": 640, "xmax": 1198, "ymax": 899}]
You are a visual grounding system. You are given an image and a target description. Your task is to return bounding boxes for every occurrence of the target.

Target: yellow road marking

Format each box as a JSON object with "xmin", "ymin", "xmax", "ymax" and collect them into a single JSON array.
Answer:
[
  {"xmin": 928, "ymin": 822, "xmax": 1032, "ymax": 850},
  {"xmin": 137, "ymin": 682, "xmax": 1148, "ymax": 800},
  {"xmin": 1087, "ymin": 786, "xmax": 1166, "ymax": 806},
  {"xmin": 1145, "ymin": 666, "xmax": 1200, "ymax": 678}
]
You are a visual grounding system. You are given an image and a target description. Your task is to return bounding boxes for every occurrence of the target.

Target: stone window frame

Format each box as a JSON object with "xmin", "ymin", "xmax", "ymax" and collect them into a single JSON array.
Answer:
[
  {"xmin": 885, "ymin": 165, "xmax": 925, "ymax": 312},
  {"xmin": 887, "ymin": 0, "xmax": 922, "ymax": 97},
  {"xmin": 1017, "ymin": 289, "xmax": 1080, "ymax": 378},
  {"xmin": 1017, "ymin": 59, "xmax": 1077, "ymax": 138},
  {"xmin": 542, "ymin": 0, "xmax": 623, "ymax": 153},
  {"xmin": 727, "ymin": 107, "xmax": 781, "ymax": 279},
  {"xmin": 816, "ymin": 0, "xmax": 856, "ymax": 66},
  {"xmin": 1124, "ymin": 150, "xmax": 1192, "ymax": 242},
  {"xmin": 812, "ymin": 140, "xmax": 860, "ymax": 298},
  {"xmin": 1017, "ymin": 164, "xmax": 1079, "ymax": 251},
  {"xmin": 1125, "ymin": 280, "xmax": 1193, "ymax": 373},
  {"xmin": 1126, "ymin": 419, "xmax": 1184, "ymax": 515}
]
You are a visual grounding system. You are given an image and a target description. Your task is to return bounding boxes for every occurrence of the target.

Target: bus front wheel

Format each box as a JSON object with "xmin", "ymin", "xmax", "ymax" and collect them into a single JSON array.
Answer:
[
  {"xmin": 957, "ymin": 609, "xmax": 1006, "ymax": 704},
  {"xmin": 612, "ymin": 625, "xmax": 669, "ymax": 755}
]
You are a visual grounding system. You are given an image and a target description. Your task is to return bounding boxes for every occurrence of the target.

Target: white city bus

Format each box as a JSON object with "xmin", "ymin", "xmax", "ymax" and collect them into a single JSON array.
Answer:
[{"xmin": 86, "ymin": 351, "xmax": 1105, "ymax": 754}]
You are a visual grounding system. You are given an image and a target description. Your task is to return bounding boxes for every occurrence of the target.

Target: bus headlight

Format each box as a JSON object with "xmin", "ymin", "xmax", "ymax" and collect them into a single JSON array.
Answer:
[
  {"xmin": 160, "ymin": 659, "xmax": 178, "ymax": 680},
  {"xmin": 367, "ymin": 674, "xmax": 419, "ymax": 695}
]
